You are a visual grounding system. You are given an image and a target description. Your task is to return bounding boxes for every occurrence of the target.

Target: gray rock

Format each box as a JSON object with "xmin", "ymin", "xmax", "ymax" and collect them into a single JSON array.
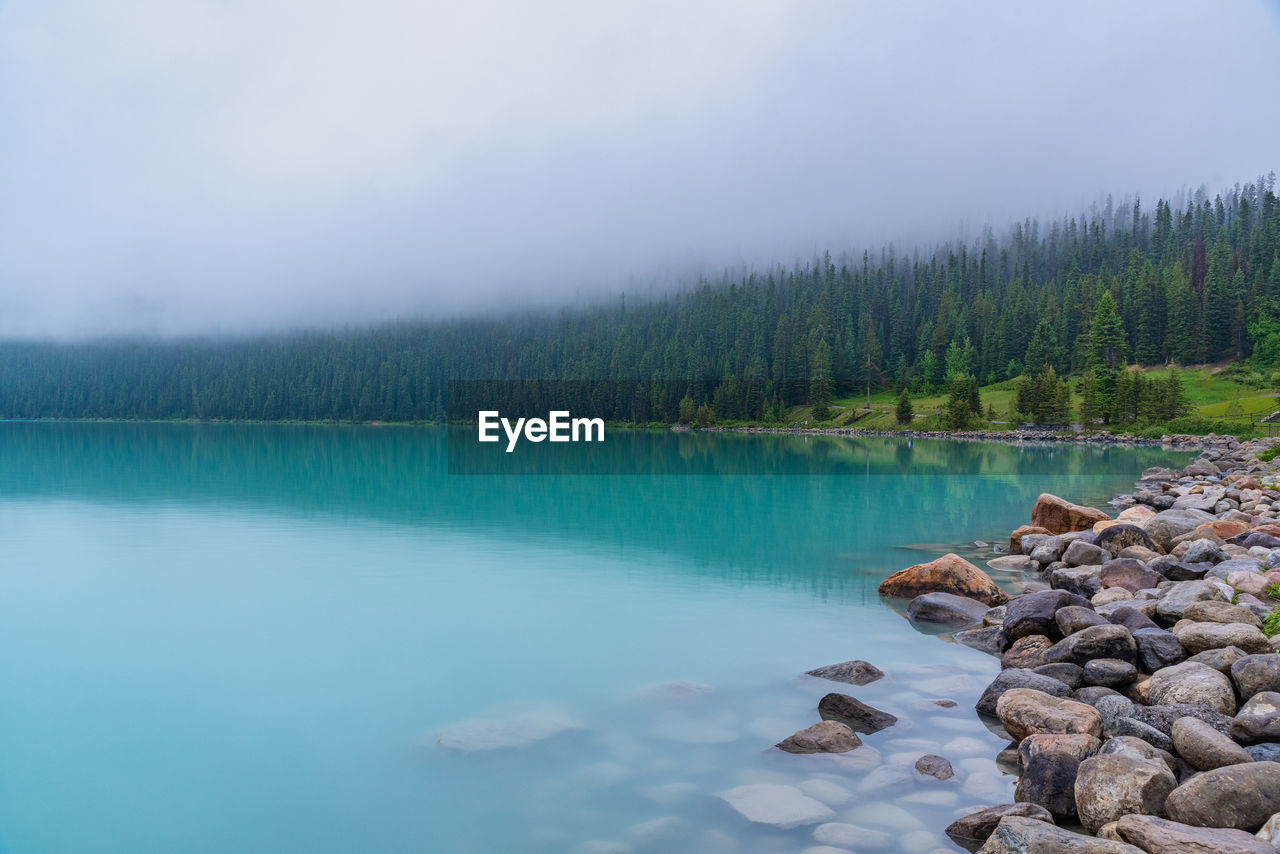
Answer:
[
  {"xmin": 805, "ymin": 660, "xmax": 885, "ymax": 685},
  {"xmin": 914, "ymin": 753, "xmax": 954, "ymax": 780},
  {"xmin": 1111, "ymin": 605, "xmax": 1161, "ymax": 632},
  {"xmin": 985, "ymin": 605, "xmax": 1008, "ymax": 626},
  {"xmin": 1232, "ymin": 654, "xmax": 1280, "ymax": 699},
  {"xmin": 1093, "ymin": 694, "xmax": 1135, "ymax": 724},
  {"xmin": 1165, "ymin": 562, "xmax": 1211, "ymax": 581},
  {"xmin": 1171, "ymin": 716, "xmax": 1255, "ymax": 771},
  {"xmin": 1050, "ymin": 565, "xmax": 1103, "ymax": 598},
  {"xmin": 976, "ymin": 668, "xmax": 1073, "ymax": 717},
  {"xmin": 1147, "ymin": 661, "xmax": 1238, "ymax": 715},
  {"xmin": 989, "ymin": 555, "xmax": 1041, "ymax": 572},
  {"xmin": 1246, "ymin": 743, "xmax": 1280, "ymax": 761},
  {"xmin": 1074, "ymin": 751, "xmax": 1178, "ymax": 833},
  {"xmin": 1075, "ymin": 685, "xmax": 1124, "ymax": 704},
  {"xmin": 1055, "ymin": 606, "xmax": 1110, "ymax": 636},
  {"xmin": 1042, "ymin": 624, "xmax": 1137, "ymax": 666},
  {"xmin": 1134, "ymin": 627, "xmax": 1186, "ymax": 672},
  {"xmin": 1145, "ymin": 509, "xmax": 1215, "ymax": 551},
  {"xmin": 817, "ymin": 693, "xmax": 897, "ymax": 734},
  {"xmin": 1063, "ymin": 539, "xmax": 1108, "ymax": 567},
  {"xmin": 1031, "ymin": 543, "xmax": 1063, "ymax": 564},
  {"xmin": 1098, "ymin": 735, "xmax": 1178, "ymax": 773},
  {"xmin": 1002, "ymin": 590, "xmax": 1092, "ymax": 641},
  {"xmin": 1231, "ymin": 691, "xmax": 1280, "ymax": 744},
  {"xmin": 1105, "ymin": 716, "xmax": 1175, "ymax": 752},
  {"xmin": 717, "ymin": 783, "xmax": 835, "ymax": 828},
  {"xmin": 1084, "ymin": 658, "xmax": 1138, "ymax": 688},
  {"xmin": 1129, "ymin": 703, "xmax": 1235, "ymax": 738},
  {"xmin": 1186, "ymin": 645, "xmax": 1249, "ymax": 674},
  {"xmin": 1184, "ymin": 539, "xmax": 1230, "ymax": 564},
  {"xmin": 1034, "ymin": 663, "xmax": 1085, "ymax": 690},
  {"xmin": 1014, "ymin": 748, "xmax": 1081, "ymax": 819},
  {"xmin": 1101, "ymin": 557, "xmax": 1163, "ymax": 592},
  {"xmin": 945, "ymin": 804, "xmax": 1054, "ymax": 852},
  {"xmin": 956, "ymin": 625, "xmax": 1007, "ymax": 655},
  {"xmin": 1164, "ymin": 761, "xmax": 1280, "ymax": 831},
  {"xmin": 776, "ymin": 720, "xmax": 862, "ymax": 754},
  {"xmin": 977, "ymin": 815, "xmax": 1144, "ymax": 852},
  {"xmin": 1112, "ymin": 815, "xmax": 1276, "ymax": 854},
  {"xmin": 1156, "ymin": 580, "xmax": 1230, "ymax": 622},
  {"xmin": 908, "ymin": 592, "xmax": 990, "ymax": 626},
  {"xmin": 1098, "ymin": 525, "xmax": 1161, "ymax": 558},
  {"xmin": 1173, "ymin": 622, "xmax": 1274, "ymax": 656}
]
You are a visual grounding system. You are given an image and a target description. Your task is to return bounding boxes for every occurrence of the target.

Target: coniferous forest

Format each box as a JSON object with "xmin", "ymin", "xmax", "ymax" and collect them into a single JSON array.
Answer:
[{"xmin": 2, "ymin": 177, "xmax": 1279, "ymax": 427}]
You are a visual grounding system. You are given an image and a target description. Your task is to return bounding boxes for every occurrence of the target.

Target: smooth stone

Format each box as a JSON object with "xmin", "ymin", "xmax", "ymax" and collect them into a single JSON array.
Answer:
[
  {"xmin": 1002, "ymin": 590, "xmax": 1092, "ymax": 641},
  {"xmin": 1098, "ymin": 735, "xmax": 1177, "ymax": 773},
  {"xmin": 990, "ymin": 554, "xmax": 1041, "ymax": 572},
  {"xmin": 957, "ymin": 625, "xmax": 1007, "ymax": 655},
  {"xmin": 811, "ymin": 822, "xmax": 894, "ymax": 849},
  {"xmin": 1031, "ymin": 494, "xmax": 1111, "ymax": 535},
  {"xmin": 717, "ymin": 783, "xmax": 835, "ymax": 829},
  {"xmin": 1034, "ymin": 663, "xmax": 1085, "ymax": 690},
  {"xmin": 945, "ymin": 804, "xmax": 1054, "ymax": 852},
  {"xmin": 1055, "ymin": 606, "xmax": 1109, "ymax": 636},
  {"xmin": 1014, "ymin": 749, "xmax": 1081, "ymax": 819},
  {"xmin": 1186, "ymin": 645, "xmax": 1249, "ymax": 674},
  {"xmin": 1104, "ymin": 716, "xmax": 1175, "ymax": 752},
  {"xmin": 1100, "ymin": 557, "xmax": 1163, "ymax": 592},
  {"xmin": 1133, "ymin": 627, "xmax": 1186, "ymax": 672},
  {"xmin": 1183, "ymin": 599, "xmax": 1265, "ymax": 629},
  {"xmin": 1109, "ymin": 605, "xmax": 1161, "ymax": 632},
  {"xmin": 776, "ymin": 720, "xmax": 863, "ymax": 754},
  {"xmin": 995, "ymin": 688, "xmax": 1102, "ymax": 740},
  {"xmin": 879, "ymin": 553, "xmax": 1009, "ymax": 606},
  {"xmin": 976, "ymin": 669, "xmax": 1073, "ymax": 717},
  {"xmin": 908, "ymin": 592, "xmax": 991, "ymax": 626},
  {"xmin": 1093, "ymin": 587, "xmax": 1134, "ymax": 605},
  {"xmin": 1173, "ymin": 621, "xmax": 1274, "ymax": 655},
  {"xmin": 1231, "ymin": 691, "xmax": 1280, "ymax": 744},
  {"xmin": 1074, "ymin": 751, "xmax": 1177, "ymax": 834},
  {"xmin": 1113, "ymin": 814, "xmax": 1277, "ymax": 854},
  {"xmin": 1064, "ymin": 539, "xmax": 1109, "ymax": 566},
  {"xmin": 977, "ymin": 815, "xmax": 1144, "ymax": 852},
  {"xmin": 1042, "ymin": 624, "xmax": 1136, "ymax": 666},
  {"xmin": 1232, "ymin": 654, "xmax": 1280, "ymax": 699},
  {"xmin": 817, "ymin": 693, "xmax": 897, "ymax": 734},
  {"xmin": 1050, "ymin": 565, "xmax": 1103, "ymax": 598},
  {"xmin": 1084, "ymin": 658, "xmax": 1137, "ymax": 688},
  {"xmin": 1128, "ymin": 703, "xmax": 1235, "ymax": 738},
  {"xmin": 805, "ymin": 660, "xmax": 885, "ymax": 686},
  {"xmin": 1156, "ymin": 579, "xmax": 1230, "ymax": 622},
  {"xmin": 1147, "ymin": 661, "xmax": 1237, "ymax": 715},
  {"xmin": 1171, "ymin": 716, "xmax": 1255, "ymax": 771},
  {"xmin": 1074, "ymin": 686, "xmax": 1123, "ymax": 704},
  {"xmin": 1017, "ymin": 732, "xmax": 1101, "ymax": 764},
  {"xmin": 1002, "ymin": 634, "xmax": 1055, "ymax": 669},
  {"xmin": 1164, "ymin": 762, "xmax": 1280, "ymax": 831},
  {"xmin": 1093, "ymin": 694, "xmax": 1135, "ymax": 723}
]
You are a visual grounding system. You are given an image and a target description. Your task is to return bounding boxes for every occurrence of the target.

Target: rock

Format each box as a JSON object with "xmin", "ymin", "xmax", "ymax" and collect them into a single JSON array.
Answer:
[
  {"xmin": 1258, "ymin": 812, "xmax": 1280, "ymax": 846},
  {"xmin": 1094, "ymin": 587, "xmax": 1135, "ymax": 605},
  {"xmin": 989, "ymin": 555, "xmax": 1041, "ymax": 572},
  {"xmin": 957, "ymin": 625, "xmax": 1007, "ymax": 655},
  {"xmin": 945, "ymin": 804, "xmax": 1054, "ymax": 852},
  {"xmin": 1074, "ymin": 751, "xmax": 1178, "ymax": 833},
  {"xmin": 1084, "ymin": 658, "xmax": 1137, "ymax": 688},
  {"xmin": 1173, "ymin": 622, "xmax": 1274, "ymax": 655},
  {"xmin": 1011, "ymin": 525, "xmax": 1053, "ymax": 554},
  {"xmin": 908, "ymin": 592, "xmax": 991, "ymax": 626},
  {"xmin": 1247, "ymin": 743, "xmax": 1280, "ymax": 761},
  {"xmin": 432, "ymin": 708, "xmax": 583, "ymax": 751},
  {"xmin": 1075, "ymin": 685, "xmax": 1124, "ymax": 704},
  {"xmin": 1101, "ymin": 558, "xmax": 1164, "ymax": 592},
  {"xmin": 1055, "ymin": 606, "xmax": 1110, "ymax": 636},
  {"xmin": 1156, "ymin": 580, "xmax": 1230, "ymax": 622},
  {"xmin": 1110, "ymin": 605, "xmax": 1160, "ymax": 632},
  {"xmin": 915, "ymin": 753, "xmax": 954, "ymax": 780},
  {"xmin": 1164, "ymin": 762, "xmax": 1280, "ymax": 831},
  {"xmin": 1171, "ymin": 716, "xmax": 1255, "ymax": 770},
  {"xmin": 717, "ymin": 783, "xmax": 835, "ymax": 829},
  {"xmin": 1147, "ymin": 661, "xmax": 1238, "ymax": 715},
  {"xmin": 1018, "ymin": 732, "xmax": 1102, "ymax": 764},
  {"xmin": 817, "ymin": 693, "xmax": 897, "ymax": 734},
  {"xmin": 1129, "ymin": 703, "xmax": 1235, "ymax": 737},
  {"xmin": 1015, "ymin": 749, "xmax": 1081, "ymax": 818},
  {"xmin": 1043, "ymin": 624, "xmax": 1137, "ymax": 666},
  {"xmin": 1113, "ymin": 815, "xmax": 1277, "ymax": 854},
  {"xmin": 776, "ymin": 720, "xmax": 862, "ymax": 754},
  {"xmin": 1182, "ymin": 647, "xmax": 1244, "ymax": 676},
  {"xmin": 995, "ymin": 688, "xmax": 1102, "ymax": 740},
  {"xmin": 1231, "ymin": 691, "xmax": 1280, "ymax": 744},
  {"xmin": 1233, "ymin": 654, "xmax": 1280, "ymax": 699},
  {"xmin": 977, "ymin": 669, "xmax": 1073, "ymax": 717},
  {"xmin": 977, "ymin": 815, "xmax": 1144, "ymax": 852},
  {"xmin": 1051, "ymin": 565, "xmax": 1104, "ymax": 598},
  {"xmin": 1035, "ymin": 663, "xmax": 1085, "ymax": 690},
  {"xmin": 1133, "ymin": 627, "xmax": 1187, "ymax": 672},
  {"xmin": 1098, "ymin": 734, "xmax": 1178, "ymax": 773},
  {"xmin": 880, "ymin": 553, "xmax": 1009, "ymax": 606},
  {"xmin": 1064, "ymin": 539, "xmax": 1109, "ymax": 566},
  {"xmin": 1185, "ymin": 460, "xmax": 1219, "ymax": 477},
  {"xmin": 805, "ymin": 660, "xmax": 885, "ymax": 685},
  {"xmin": 1003, "ymin": 590, "xmax": 1093, "ymax": 641},
  {"xmin": 1165, "ymin": 561, "xmax": 1211, "ymax": 581},
  {"xmin": 1098, "ymin": 524, "xmax": 1162, "ymax": 558},
  {"xmin": 1105, "ymin": 716, "xmax": 1175, "ymax": 752},
  {"xmin": 1238, "ymin": 532, "xmax": 1280, "ymax": 549},
  {"xmin": 985, "ymin": 605, "xmax": 1009, "ymax": 626},
  {"xmin": 1031, "ymin": 494, "xmax": 1111, "ymax": 535},
  {"xmin": 1003, "ymin": 634, "xmax": 1055, "ymax": 669},
  {"xmin": 811, "ymin": 822, "xmax": 895, "ymax": 849},
  {"xmin": 1145, "ymin": 509, "xmax": 1216, "ymax": 551},
  {"xmin": 1093, "ymin": 694, "xmax": 1136, "ymax": 723},
  {"xmin": 1031, "ymin": 543, "xmax": 1064, "ymax": 564}
]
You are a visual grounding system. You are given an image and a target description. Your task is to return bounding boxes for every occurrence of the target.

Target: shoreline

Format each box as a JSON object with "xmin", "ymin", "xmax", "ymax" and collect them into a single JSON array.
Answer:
[{"xmin": 859, "ymin": 433, "xmax": 1280, "ymax": 850}]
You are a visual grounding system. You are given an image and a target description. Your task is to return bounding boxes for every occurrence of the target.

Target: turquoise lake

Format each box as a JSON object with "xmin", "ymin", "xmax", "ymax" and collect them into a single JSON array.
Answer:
[{"xmin": 0, "ymin": 423, "xmax": 1189, "ymax": 854}]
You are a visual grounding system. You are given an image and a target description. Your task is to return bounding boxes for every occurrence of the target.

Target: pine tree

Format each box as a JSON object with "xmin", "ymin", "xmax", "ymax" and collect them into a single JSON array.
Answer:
[
  {"xmin": 895, "ymin": 387, "xmax": 913, "ymax": 425},
  {"xmin": 944, "ymin": 376, "xmax": 971, "ymax": 430},
  {"xmin": 678, "ymin": 394, "xmax": 695, "ymax": 424},
  {"xmin": 1078, "ymin": 370, "xmax": 1101, "ymax": 425},
  {"xmin": 809, "ymin": 339, "xmax": 833, "ymax": 420}
]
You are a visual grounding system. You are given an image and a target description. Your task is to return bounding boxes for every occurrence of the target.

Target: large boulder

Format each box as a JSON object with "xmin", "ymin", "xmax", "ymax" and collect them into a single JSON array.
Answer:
[
  {"xmin": 907, "ymin": 592, "xmax": 990, "ymax": 626},
  {"xmin": 1156, "ymin": 579, "xmax": 1230, "ymax": 622},
  {"xmin": 1074, "ymin": 751, "xmax": 1178, "ymax": 833},
  {"xmin": 977, "ymin": 815, "xmax": 1144, "ymax": 852},
  {"xmin": 1112, "ymin": 815, "xmax": 1277, "ymax": 854},
  {"xmin": 804, "ymin": 659, "xmax": 885, "ymax": 685},
  {"xmin": 817, "ymin": 693, "xmax": 897, "ymax": 734},
  {"xmin": 995, "ymin": 688, "xmax": 1103, "ymax": 740},
  {"xmin": 716, "ymin": 783, "xmax": 835, "ymax": 828},
  {"xmin": 1097, "ymin": 524, "xmax": 1161, "ymax": 557},
  {"xmin": 1100, "ymin": 558, "xmax": 1163, "ymax": 593},
  {"xmin": 1042, "ymin": 624, "xmax": 1137, "ymax": 666},
  {"xmin": 1003, "ymin": 590, "xmax": 1092, "ymax": 641},
  {"xmin": 1164, "ymin": 762, "xmax": 1280, "ymax": 831},
  {"xmin": 775, "ymin": 720, "xmax": 862, "ymax": 754},
  {"xmin": 1015, "ymin": 749, "xmax": 1082, "ymax": 818},
  {"xmin": 1031, "ymin": 494, "xmax": 1111, "ymax": 535},
  {"xmin": 879, "ymin": 553, "xmax": 1009, "ymax": 605},
  {"xmin": 977, "ymin": 669, "xmax": 1073, "ymax": 717},
  {"xmin": 1145, "ymin": 509, "xmax": 1216, "ymax": 551},
  {"xmin": 1183, "ymin": 600, "xmax": 1265, "ymax": 629},
  {"xmin": 945, "ymin": 804, "xmax": 1054, "ymax": 852},
  {"xmin": 1231, "ymin": 654, "xmax": 1280, "ymax": 699},
  {"xmin": 1171, "ymin": 716, "xmax": 1254, "ymax": 770},
  {"xmin": 1147, "ymin": 661, "xmax": 1237, "ymax": 715},
  {"xmin": 1231, "ymin": 691, "xmax": 1280, "ymax": 744},
  {"xmin": 1011, "ymin": 525, "xmax": 1053, "ymax": 554},
  {"xmin": 1173, "ymin": 622, "xmax": 1273, "ymax": 656}
]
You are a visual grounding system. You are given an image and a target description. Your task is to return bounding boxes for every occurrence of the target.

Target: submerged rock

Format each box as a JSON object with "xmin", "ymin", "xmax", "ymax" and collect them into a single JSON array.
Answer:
[
  {"xmin": 805, "ymin": 659, "xmax": 885, "ymax": 686},
  {"xmin": 907, "ymin": 591, "xmax": 989, "ymax": 626},
  {"xmin": 946, "ymin": 803, "xmax": 1055, "ymax": 852},
  {"xmin": 717, "ymin": 783, "xmax": 835, "ymax": 829},
  {"xmin": 432, "ymin": 709, "xmax": 583, "ymax": 752},
  {"xmin": 817, "ymin": 692, "xmax": 897, "ymax": 734},
  {"xmin": 775, "ymin": 720, "xmax": 862, "ymax": 754},
  {"xmin": 914, "ymin": 753, "xmax": 954, "ymax": 780}
]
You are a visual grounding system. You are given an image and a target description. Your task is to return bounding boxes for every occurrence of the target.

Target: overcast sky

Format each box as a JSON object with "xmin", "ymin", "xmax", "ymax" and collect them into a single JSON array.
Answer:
[{"xmin": 1, "ymin": 1, "xmax": 1278, "ymax": 338}]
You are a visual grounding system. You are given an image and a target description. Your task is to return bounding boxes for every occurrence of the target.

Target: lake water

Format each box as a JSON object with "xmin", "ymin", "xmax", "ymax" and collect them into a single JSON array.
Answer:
[{"xmin": 0, "ymin": 424, "xmax": 1188, "ymax": 854}]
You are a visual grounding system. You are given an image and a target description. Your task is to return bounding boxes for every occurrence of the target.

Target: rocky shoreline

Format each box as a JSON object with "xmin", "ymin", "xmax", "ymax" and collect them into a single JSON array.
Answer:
[
  {"xmin": 711, "ymin": 425, "xmax": 1245, "ymax": 449},
  {"xmin": 760, "ymin": 435, "xmax": 1280, "ymax": 852}
]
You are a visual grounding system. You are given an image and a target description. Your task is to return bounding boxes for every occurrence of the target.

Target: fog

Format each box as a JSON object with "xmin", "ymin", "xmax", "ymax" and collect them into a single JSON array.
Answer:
[{"xmin": 1, "ymin": 1, "xmax": 1278, "ymax": 338}]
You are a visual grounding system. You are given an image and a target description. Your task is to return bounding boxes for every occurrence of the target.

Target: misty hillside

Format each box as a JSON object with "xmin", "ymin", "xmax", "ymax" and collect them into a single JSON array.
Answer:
[{"xmin": 1, "ymin": 176, "xmax": 1278, "ymax": 426}]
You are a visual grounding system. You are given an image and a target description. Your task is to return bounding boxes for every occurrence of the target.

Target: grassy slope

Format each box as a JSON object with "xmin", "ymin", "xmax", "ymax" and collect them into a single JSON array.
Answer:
[{"xmin": 781, "ymin": 364, "xmax": 1280, "ymax": 434}]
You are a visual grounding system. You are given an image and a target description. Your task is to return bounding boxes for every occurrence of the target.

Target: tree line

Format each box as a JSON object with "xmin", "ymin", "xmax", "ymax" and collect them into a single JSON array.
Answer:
[{"xmin": 0, "ymin": 175, "xmax": 1277, "ymax": 426}]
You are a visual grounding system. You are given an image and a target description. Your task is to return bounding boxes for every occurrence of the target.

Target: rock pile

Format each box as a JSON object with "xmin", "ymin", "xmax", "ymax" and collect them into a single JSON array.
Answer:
[{"xmin": 881, "ymin": 436, "xmax": 1280, "ymax": 852}]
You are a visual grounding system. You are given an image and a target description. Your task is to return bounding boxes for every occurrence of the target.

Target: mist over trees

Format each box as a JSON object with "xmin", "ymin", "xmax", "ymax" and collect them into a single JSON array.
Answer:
[{"xmin": 0, "ymin": 176, "xmax": 1277, "ymax": 425}]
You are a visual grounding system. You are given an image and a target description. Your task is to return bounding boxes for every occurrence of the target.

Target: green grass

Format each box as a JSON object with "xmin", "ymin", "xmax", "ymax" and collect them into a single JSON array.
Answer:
[{"xmin": 1264, "ymin": 608, "xmax": 1280, "ymax": 639}]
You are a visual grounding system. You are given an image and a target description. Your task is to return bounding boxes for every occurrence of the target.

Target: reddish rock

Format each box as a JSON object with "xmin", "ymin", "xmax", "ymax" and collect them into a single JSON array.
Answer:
[
  {"xmin": 1031, "ymin": 493, "xmax": 1111, "ymax": 535},
  {"xmin": 878, "ymin": 553, "xmax": 1008, "ymax": 606}
]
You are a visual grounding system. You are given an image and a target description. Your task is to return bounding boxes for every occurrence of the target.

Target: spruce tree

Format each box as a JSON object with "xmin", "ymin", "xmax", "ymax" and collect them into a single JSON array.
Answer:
[{"xmin": 895, "ymin": 388, "xmax": 913, "ymax": 425}]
